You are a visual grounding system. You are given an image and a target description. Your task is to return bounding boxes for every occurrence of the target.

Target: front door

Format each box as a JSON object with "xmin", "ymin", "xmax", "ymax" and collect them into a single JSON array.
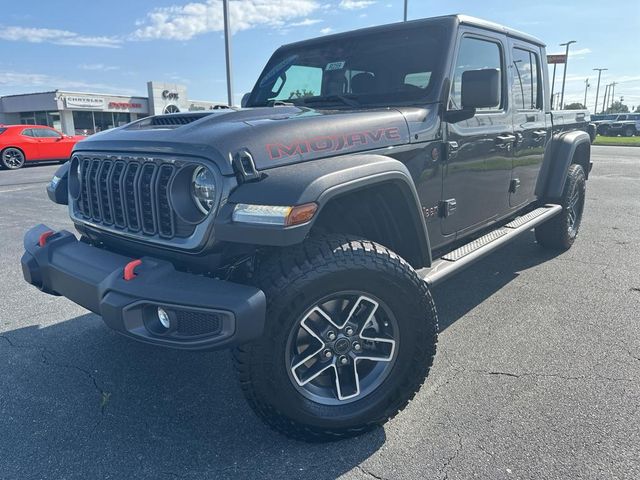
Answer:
[
  {"xmin": 442, "ymin": 32, "xmax": 513, "ymax": 236},
  {"xmin": 34, "ymin": 128, "xmax": 67, "ymax": 159},
  {"xmin": 510, "ymin": 42, "xmax": 549, "ymax": 207}
]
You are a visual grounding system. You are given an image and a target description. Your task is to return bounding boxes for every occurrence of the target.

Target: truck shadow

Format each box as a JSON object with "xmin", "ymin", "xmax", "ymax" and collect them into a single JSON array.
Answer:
[{"xmin": 0, "ymin": 232, "xmax": 560, "ymax": 479}]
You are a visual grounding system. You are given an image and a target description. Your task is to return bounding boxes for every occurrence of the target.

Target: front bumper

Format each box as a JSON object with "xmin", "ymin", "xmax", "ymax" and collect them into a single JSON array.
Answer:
[{"xmin": 21, "ymin": 224, "xmax": 266, "ymax": 351}]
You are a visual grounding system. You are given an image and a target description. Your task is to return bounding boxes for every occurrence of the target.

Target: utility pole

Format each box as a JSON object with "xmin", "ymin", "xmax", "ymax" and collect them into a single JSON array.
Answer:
[
  {"xmin": 610, "ymin": 82, "xmax": 617, "ymax": 110},
  {"xmin": 592, "ymin": 68, "xmax": 607, "ymax": 113},
  {"xmin": 403, "ymin": 0, "xmax": 408, "ymax": 21},
  {"xmin": 550, "ymin": 63, "xmax": 557, "ymax": 109},
  {"xmin": 559, "ymin": 40, "xmax": 576, "ymax": 109},
  {"xmin": 223, "ymin": 0, "xmax": 234, "ymax": 107},
  {"xmin": 602, "ymin": 84, "xmax": 610, "ymax": 113},
  {"xmin": 583, "ymin": 78, "xmax": 589, "ymax": 108}
]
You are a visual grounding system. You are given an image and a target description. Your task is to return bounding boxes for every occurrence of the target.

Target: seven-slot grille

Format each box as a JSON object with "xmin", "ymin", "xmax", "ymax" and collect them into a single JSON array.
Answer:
[{"xmin": 74, "ymin": 156, "xmax": 194, "ymax": 239}]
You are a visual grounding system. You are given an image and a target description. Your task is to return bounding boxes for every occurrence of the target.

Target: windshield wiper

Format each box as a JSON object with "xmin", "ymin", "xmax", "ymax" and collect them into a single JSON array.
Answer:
[{"xmin": 301, "ymin": 95, "xmax": 360, "ymax": 108}]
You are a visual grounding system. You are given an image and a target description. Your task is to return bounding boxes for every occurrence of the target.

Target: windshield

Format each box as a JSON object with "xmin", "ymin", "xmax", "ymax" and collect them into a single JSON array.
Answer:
[{"xmin": 247, "ymin": 25, "xmax": 446, "ymax": 108}]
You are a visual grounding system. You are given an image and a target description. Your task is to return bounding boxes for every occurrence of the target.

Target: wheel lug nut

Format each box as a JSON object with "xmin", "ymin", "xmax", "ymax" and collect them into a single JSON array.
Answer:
[
  {"xmin": 323, "ymin": 349, "xmax": 333, "ymax": 359},
  {"xmin": 345, "ymin": 327, "xmax": 354, "ymax": 336},
  {"xmin": 327, "ymin": 331, "xmax": 336, "ymax": 341},
  {"xmin": 339, "ymin": 356, "xmax": 349, "ymax": 365},
  {"xmin": 353, "ymin": 342, "xmax": 361, "ymax": 351}
]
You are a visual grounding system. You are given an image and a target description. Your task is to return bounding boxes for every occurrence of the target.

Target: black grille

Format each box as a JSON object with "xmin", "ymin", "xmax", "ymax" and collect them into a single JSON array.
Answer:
[
  {"xmin": 175, "ymin": 310, "xmax": 223, "ymax": 337},
  {"xmin": 74, "ymin": 155, "xmax": 194, "ymax": 239}
]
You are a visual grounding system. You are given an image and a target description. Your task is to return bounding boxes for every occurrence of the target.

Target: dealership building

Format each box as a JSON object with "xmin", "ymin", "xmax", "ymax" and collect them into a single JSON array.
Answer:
[{"xmin": 0, "ymin": 81, "xmax": 227, "ymax": 136}]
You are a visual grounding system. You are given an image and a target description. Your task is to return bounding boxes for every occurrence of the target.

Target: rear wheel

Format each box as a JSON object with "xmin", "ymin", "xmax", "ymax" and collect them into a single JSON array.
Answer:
[
  {"xmin": 535, "ymin": 164, "xmax": 586, "ymax": 250},
  {"xmin": 623, "ymin": 126, "xmax": 634, "ymax": 137},
  {"xmin": 1, "ymin": 148, "xmax": 25, "ymax": 169},
  {"xmin": 233, "ymin": 235, "xmax": 438, "ymax": 441}
]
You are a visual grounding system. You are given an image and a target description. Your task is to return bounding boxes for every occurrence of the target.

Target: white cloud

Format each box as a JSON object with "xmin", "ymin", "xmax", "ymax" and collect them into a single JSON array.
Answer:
[
  {"xmin": 79, "ymin": 64, "xmax": 120, "ymax": 71},
  {"xmin": 132, "ymin": 0, "xmax": 319, "ymax": 40},
  {"xmin": 320, "ymin": 27, "xmax": 333, "ymax": 34},
  {"xmin": 0, "ymin": 26, "xmax": 121, "ymax": 48},
  {"xmin": 0, "ymin": 71, "xmax": 137, "ymax": 95},
  {"xmin": 339, "ymin": 0, "xmax": 376, "ymax": 9},
  {"xmin": 291, "ymin": 18, "xmax": 322, "ymax": 26}
]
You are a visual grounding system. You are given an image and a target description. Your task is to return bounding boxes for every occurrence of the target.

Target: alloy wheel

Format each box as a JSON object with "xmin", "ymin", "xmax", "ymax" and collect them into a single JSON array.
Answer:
[{"xmin": 286, "ymin": 292, "xmax": 399, "ymax": 405}]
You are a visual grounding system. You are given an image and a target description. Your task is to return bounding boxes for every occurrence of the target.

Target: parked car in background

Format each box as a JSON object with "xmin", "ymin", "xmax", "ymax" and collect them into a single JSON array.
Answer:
[
  {"xmin": 606, "ymin": 113, "xmax": 640, "ymax": 137},
  {"xmin": 593, "ymin": 113, "xmax": 640, "ymax": 136},
  {"xmin": 0, "ymin": 125, "xmax": 84, "ymax": 170}
]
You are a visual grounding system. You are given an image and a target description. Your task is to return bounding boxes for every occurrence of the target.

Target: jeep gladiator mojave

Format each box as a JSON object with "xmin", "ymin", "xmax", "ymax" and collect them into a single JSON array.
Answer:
[{"xmin": 22, "ymin": 15, "xmax": 592, "ymax": 441}]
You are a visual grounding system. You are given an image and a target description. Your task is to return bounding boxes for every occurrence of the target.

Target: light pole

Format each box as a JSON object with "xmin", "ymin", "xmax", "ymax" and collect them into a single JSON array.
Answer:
[
  {"xmin": 403, "ymin": 0, "xmax": 408, "ymax": 21},
  {"xmin": 602, "ymin": 84, "xmax": 610, "ymax": 113},
  {"xmin": 550, "ymin": 63, "xmax": 557, "ymax": 109},
  {"xmin": 610, "ymin": 82, "xmax": 617, "ymax": 110},
  {"xmin": 593, "ymin": 68, "xmax": 607, "ymax": 113},
  {"xmin": 223, "ymin": 0, "xmax": 234, "ymax": 107},
  {"xmin": 559, "ymin": 40, "xmax": 576, "ymax": 109},
  {"xmin": 583, "ymin": 78, "xmax": 590, "ymax": 108}
]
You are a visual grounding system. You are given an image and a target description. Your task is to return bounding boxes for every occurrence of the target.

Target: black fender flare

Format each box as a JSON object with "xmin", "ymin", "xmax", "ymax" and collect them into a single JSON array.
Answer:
[
  {"xmin": 535, "ymin": 130, "xmax": 591, "ymax": 201},
  {"xmin": 213, "ymin": 153, "xmax": 431, "ymax": 266}
]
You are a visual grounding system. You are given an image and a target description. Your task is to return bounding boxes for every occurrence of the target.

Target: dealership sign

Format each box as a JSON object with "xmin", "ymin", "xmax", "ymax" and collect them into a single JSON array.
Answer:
[
  {"xmin": 64, "ymin": 96, "xmax": 105, "ymax": 109},
  {"xmin": 547, "ymin": 54, "xmax": 567, "ymax": 65},
  {"xmin": 108, "ymin": 101, "xmax": 143, "ymax": 110}
]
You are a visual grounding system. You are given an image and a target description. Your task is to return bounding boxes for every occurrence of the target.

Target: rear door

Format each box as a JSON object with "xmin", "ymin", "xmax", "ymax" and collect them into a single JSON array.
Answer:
[
  {"xmin": 509, "ymin": 41, "xmax": 548, "ymax": 207},
  {"xmin": 442, "ymin": 30, "xmax": 513, "ymax": 236}
]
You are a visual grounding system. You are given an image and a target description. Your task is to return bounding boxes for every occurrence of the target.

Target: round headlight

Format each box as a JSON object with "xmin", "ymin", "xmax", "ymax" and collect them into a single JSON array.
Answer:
[{"xmin": 191, "ymin": 166, "xmax": 217, "ymax": 214}]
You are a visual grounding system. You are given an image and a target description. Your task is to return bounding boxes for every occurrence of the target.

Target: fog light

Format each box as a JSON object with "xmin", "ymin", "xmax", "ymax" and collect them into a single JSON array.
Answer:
[{"xmin": 157, "ymin": 307, "xmax": 171, "ymax": 329}]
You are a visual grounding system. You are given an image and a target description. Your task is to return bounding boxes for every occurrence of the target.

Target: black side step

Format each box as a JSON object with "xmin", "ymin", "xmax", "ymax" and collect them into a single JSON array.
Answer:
[{"xmin": 419, "ymin": 205, "xmax": 562, "ymax": 287}]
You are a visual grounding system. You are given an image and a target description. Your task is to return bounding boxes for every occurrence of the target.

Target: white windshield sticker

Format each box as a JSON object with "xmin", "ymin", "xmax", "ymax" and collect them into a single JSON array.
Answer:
[{"xmin": 325, "ymin": 61, "xmax": 346, "ymax": 71}]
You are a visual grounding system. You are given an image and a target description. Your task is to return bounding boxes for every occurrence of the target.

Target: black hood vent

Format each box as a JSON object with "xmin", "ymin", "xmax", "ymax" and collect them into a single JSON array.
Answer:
[{"xmin": 126, "ymin": 111, "xmax": 221, "ymax": 130}]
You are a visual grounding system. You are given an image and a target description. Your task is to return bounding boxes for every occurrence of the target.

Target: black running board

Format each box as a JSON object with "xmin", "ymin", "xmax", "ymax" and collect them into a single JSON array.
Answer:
[{"xmin": 419, "ymin": 205, "xmax": 562, "ymax": 286}]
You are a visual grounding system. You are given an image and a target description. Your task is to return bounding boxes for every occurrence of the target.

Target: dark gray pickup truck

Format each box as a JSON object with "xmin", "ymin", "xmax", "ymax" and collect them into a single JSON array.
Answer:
[{"xmin": 22, "ymin": 14, "xmax": 592, "ymax": 441}]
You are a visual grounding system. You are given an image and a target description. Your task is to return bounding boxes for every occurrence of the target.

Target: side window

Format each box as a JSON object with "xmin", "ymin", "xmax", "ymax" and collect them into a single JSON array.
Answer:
[
  {"xmin": 274, "ymin": 65, "xmax": 323, "ymax": 100},
  {"xmin": 450, "ymin": 36, "xmax": 503, "ymax": 111},
  {"xmin": 512, "ymin": 48, "xmax": 541, "ymax": 110},
  {"xmin": 35, "ymin": 128, "xmax": 62, "ymax": 138},
  {"xmin": 21, "ymin": 128, "xmax": 36, "ymax": 137}
]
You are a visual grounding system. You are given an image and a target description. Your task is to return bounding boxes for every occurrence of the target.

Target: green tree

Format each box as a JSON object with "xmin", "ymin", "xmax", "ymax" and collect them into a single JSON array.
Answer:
[
  {"xmin": 564, "ymin": 102, "xmax": 585, "ymax": 110},
  {"xmin": 288, "ymin": 89, "xmax": 315, "ymax": 99},
  {"xmin": 605, "ymin": 101, "xmax": 629, "ymax": 113}
]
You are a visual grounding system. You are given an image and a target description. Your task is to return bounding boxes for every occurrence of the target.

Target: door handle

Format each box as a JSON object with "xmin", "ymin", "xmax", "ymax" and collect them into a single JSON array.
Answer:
[{"xmin": 495, "ymin": 134, "xmax": 516, "ymax": 146}]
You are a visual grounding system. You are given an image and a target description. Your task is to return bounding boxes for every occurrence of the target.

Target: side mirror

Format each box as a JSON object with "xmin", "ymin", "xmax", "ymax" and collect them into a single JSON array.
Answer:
[
  {"xmin": 444, "ymin": 68, "xmax": 500, "ymax": 124},
  {"xmin": 241, "ymin": 92, "xmax": 251, "ymax": 108},
  {"xmin": 461, "ymin": 68, "xmax": 500, "ymax": 109}
]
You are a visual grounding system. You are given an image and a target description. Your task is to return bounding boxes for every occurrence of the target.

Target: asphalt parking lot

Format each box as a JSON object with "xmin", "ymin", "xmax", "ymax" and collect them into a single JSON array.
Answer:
[{"xmin": 1, "ymin": 146, "xmax": 639, "ymax": 480}]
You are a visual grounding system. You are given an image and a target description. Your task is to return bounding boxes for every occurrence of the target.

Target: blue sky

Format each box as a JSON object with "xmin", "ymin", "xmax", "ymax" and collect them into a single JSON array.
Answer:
[{"xmin": 1, "ymin": 0, "xmax": 638, "ymax": 110}]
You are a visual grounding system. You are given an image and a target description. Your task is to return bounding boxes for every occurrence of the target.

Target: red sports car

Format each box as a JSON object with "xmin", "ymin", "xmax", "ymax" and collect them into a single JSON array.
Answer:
[{"xmin": 0, "ymin": 125, "xmax": 85, "ymax": 170}]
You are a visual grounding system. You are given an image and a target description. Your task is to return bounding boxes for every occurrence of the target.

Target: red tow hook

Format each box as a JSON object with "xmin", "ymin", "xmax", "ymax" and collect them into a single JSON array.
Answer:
[
  {"xmin": 123, "ymin": 259, "xmax": 143, "ymax": 281},
  {"xmin": 38, "ymin": 230, "xmax": 54, "ymax": 247}
]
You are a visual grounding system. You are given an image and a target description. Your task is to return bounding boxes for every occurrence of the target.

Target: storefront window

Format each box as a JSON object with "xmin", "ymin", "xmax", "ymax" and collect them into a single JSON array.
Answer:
[
  {"xmin": 113, "ymin": 112, "xmax": 131, "ymax": 127},
  {"xmin": 19, "ymin": 111, "xmax": 60, "ymax": 128},
  {"xmin": 73, "ymin": 111, "xmax": 94, "ymax": 135},
  {"xmin": 93, "ymin": 112, "xmax": 114, "ymax": 132}
]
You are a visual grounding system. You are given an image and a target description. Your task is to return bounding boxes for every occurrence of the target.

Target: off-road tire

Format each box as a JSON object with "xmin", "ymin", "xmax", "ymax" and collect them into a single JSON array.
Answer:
[
  {"xmin": 233, "ymin": 234, "xmax": 438, "ymax": 442},
  {"xmin": 535, "ymin": 164, "xmax": 586, "ymax": 250}
]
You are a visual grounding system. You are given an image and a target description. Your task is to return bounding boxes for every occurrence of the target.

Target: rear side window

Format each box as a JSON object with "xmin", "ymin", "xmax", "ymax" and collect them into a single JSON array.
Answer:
[
  {"xmin": 21, "ymin": 128, "xmax": 37, "ymax": 137},
  {"xmin": 512, "ymin": 47, "xmax": 541, "ymax": 110},
  {"xmin": 34, "ymin": 128, "xmax": 62, "ymax": 138},
  {"xmin": 0, "ymin": 128, "xmax": 6, "ymax": 135},
  {"xmin": 450, "ymin": 36, "xmax": 503, "ymax": 111}
]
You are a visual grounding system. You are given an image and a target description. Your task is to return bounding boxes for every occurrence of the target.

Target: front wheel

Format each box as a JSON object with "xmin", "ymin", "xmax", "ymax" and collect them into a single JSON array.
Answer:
[
  {"xmin": 623, "ymin": 126, "xmax": 635, "ymax": 137},
  {"xmin": 233, "ymin": 235, "xmax": 438, "ymax": 441},
  {"xmin": 535, "ymin": 163, "xmax": 586, "ymax": 250},
  {"xmin": 1, "ymin": 148, "xmax": 25, "ymax": 169}
]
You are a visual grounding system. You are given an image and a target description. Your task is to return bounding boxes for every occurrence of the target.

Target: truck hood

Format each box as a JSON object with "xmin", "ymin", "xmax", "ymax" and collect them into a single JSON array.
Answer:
[{"xmin": 73, "ymin": 106, "xmax": 412, "ymax": 175}]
